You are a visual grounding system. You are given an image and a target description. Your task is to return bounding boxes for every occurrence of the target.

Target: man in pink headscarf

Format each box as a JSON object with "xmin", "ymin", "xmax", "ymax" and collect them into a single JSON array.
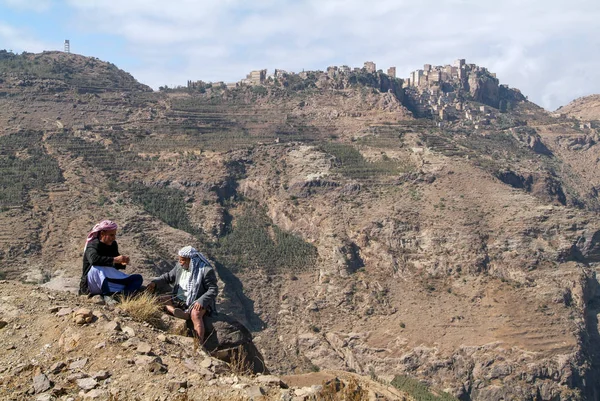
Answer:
[{"xmin": 79, "ymin": 220, "xmax": 141, "ymax": 298}]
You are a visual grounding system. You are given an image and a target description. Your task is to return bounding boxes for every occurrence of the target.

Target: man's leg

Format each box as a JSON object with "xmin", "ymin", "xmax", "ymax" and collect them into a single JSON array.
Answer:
[
  {"xmin": 160, "ymin": 296, "xmax": 189, "ymax": 320},
  {"xmin": 190, "ymin": 308, "xmax": 207, "ymax": 342}
]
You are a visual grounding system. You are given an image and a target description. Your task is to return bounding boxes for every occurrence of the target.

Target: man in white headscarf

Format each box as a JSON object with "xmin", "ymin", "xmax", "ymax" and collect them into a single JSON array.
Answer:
[{"xmin": 147, "ymin": 246, "xmax": 218, "ymax": 341}]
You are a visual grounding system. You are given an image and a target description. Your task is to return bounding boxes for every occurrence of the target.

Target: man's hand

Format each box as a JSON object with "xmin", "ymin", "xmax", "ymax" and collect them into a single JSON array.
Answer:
[
  {"xmin": 113, "ymin": 255, "xmax": 130, "ymax": 265},
  {"xmin": 191, "ymin": 302, "xmax": 204, "ymax": 312},
  {"xmin": 146, "ymin": 282, "xmax": 156, "ymax": 293}
]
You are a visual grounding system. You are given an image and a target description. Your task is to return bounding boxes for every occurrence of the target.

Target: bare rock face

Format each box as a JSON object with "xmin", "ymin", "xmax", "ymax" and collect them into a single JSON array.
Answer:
[{"xmin": 468, "ymin": 71, "xmax": 500, "ymax": 108}]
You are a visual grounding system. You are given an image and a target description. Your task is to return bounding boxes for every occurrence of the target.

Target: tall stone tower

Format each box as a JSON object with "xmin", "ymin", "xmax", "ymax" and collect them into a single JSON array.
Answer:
[{"xmin": 64, "ymin": 40, "xmax": 70, "ymax": 54}]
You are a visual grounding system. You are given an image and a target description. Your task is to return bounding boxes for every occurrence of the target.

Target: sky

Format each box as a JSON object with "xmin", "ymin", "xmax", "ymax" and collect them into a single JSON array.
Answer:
[{"xmin": 0, "ymin": 0, "xmax": 599, "ymax": 110}]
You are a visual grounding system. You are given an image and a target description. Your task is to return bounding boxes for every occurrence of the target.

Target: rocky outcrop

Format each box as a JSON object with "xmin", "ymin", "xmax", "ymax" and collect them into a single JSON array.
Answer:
[
  {"xmin": 467, "ymin": 71, "xmax": 500, "ymax": 108},
  {"xmin": 201, "ymin": 313, "xmax": 269, "ymax": 374}
]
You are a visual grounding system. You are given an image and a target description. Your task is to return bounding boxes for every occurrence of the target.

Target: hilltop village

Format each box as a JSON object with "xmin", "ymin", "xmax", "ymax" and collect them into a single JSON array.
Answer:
[{"xmin": 186, "ymin": 59, "xmax": 526, "ymax": 128}]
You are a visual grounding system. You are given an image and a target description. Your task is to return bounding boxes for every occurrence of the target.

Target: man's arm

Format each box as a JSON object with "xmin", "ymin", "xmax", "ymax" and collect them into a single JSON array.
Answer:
[
  {"xmin": 151, "ymin": 266, "xmax": 178, "ymax": 289},
  {"xmin": 195, "ymin": 267, "xmax": 218, "ymax": 309}
]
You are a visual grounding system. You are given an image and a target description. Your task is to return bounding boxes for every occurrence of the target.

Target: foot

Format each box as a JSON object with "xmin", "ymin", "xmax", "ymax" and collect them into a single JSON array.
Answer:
[{"xmin": 172, "ymin": 308, "xmax": 190, "ymax": 320}]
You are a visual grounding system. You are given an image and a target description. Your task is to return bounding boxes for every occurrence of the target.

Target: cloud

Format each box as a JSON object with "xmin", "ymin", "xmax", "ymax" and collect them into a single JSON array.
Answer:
[
  {"xmin": 0, "ymin": 0, "xmax": 51, "ymax": 12},
  {"xmin": 0, "ymin": 22, "xmax": 53, "ymax": 52}
]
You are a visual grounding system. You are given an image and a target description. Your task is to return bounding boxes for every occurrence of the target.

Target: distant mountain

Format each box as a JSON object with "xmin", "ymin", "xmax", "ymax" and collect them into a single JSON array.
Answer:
[{"xmin": 0, "ymin": 50, "xmax": 151, "ymax": 92}]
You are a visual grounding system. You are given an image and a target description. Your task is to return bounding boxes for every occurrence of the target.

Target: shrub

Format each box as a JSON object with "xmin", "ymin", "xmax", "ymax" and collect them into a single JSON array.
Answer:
[
  {"xmin": 118, "ymin": 292, "xmax": 163, "ymax": 327},
  {"xmin": 128, "ymin": 183, "xmax": 198, "ymax": 234},
  {"xmin": 0, "ymin": 131, "xmax": 63, "ymax": 206},
  {"xmin": 316, "ymin": 378, "xmax": 368, "ymax": 401},
  {"xmin": 217, "ymin": 205, "xmax": 317, "ymax": 273},
  {"xmin": 391, "ymin": 375, "xmax": 458, "ymax": 401},
  {"xmin": 318, "ymin": 142, "xmax": 406, "ymax": 178}
]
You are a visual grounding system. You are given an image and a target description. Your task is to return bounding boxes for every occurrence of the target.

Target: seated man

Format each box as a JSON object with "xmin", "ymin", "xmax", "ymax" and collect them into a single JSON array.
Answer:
[
  {"xmin": 147, "ymin": 246, "xmax": 218, "ymax": 342},
  {"xmin": 79, "ymin": 220, "xmax": 142, "ymax": 299}
]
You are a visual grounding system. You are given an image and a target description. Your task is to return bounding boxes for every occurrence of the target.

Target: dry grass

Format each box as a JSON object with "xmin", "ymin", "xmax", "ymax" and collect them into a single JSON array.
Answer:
[
  {"xmin": 229, "ymin": 345, "xmax": 253, "ymax": 376},
  {"xmin": 118, "ymin": 292, "xmax": 163, "ymax": 327}
]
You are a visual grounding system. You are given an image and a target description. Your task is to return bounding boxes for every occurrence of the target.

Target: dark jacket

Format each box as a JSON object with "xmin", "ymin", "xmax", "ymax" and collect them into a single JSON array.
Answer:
[
  {"xmin": 79, "ymin": 238, "xmax": 125, "ymax": 295},
  {"xmin": 152, "ymin": 264, "xmax": 218, "ymax": 313}
]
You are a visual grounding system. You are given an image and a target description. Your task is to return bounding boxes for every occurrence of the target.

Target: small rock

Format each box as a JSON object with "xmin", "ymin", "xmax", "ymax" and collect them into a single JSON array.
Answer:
[
  {"xmin": 157, "ymin": 334, "xmax": 167, "ymax": 342},
  {"xmin": 104, "ymin": 321, "xmax": 121, "ymax": 332},
  {"xmin": 121, "ymin": 338, "xmax": 140, "ymax": 349},
  {"xmin": 69, "ymin": 358, "xmax": 88, "ymax": 370},
  {"xmin": 199, "ymin": 367, "xmax": 216, "ymax": 380},
  {"xmin": 48, "ymin": 306, "xmax": 60, "ymax": 313},
  {"xmin": 92, "ymin": 310, "xmax": 108, "ymax": 321},
  {"xmin": 295, "ymin": 387, "xmax": 317, "ymax": 398},
  {"xmin": 91, "ymin": 371, "xmax": 110, "ymax": 380},
  {"xmin": 93, "ymin": 342, "xmax": 106, "ymax": 350},
  {"xmin": 76, "ymin": 377, "xmax": 98, "ymax": 391},
  {"xmin": 200, "ymin": 358, "xmax": 213, "ymax": 369},
  {"xmin": 83, "ymin": 389, "xmax": 107, "ymax": 399},
  {"xmin": 256, "ymin": 374, "xmax": 287, "ymax": 388},
  {"xmin": 136, "ymin": 342, "xmax": 152, "ymax": 355},
  {"xmin": 56, "ymin": 308, "xmax": 73, "ymax": 317},
  {"xmin": 49, "ymin": 362, "xmax": 66, "ymax": 374},
  {"xmin": 134, "ymin": 355, "xmax": 162, "ymax": 366},
  {"xmin": 14, "ymin": 363, "xmax": 32, "ymax": 375},
  {"xmin": 90, "ymin": 296, "xmax": 106, "ymax": 306},
  {"xmin": 6, "ymin": 344, "xmax": 16, "ymax": 350},
  {"xmin": 245, "ymin": 386, "xmax": 264, "ymax": 398},
  {"xmin": 122, "ymin": 326, "xmax": 135, "ymax": 337},
  {"xmin": 148, "ymin": 361, "xmax": 168, "ymax": 374},
  {"xmin": 167, "ymin": 380, "xmax": 187, "ymax": 392},
  {"xmin": 73, "ymin": 308, "xmax": 94, "ymax": 325},
  {"xmin": 66, "ymin": 373, "xmax": 88, "ymax": 382},
  {"xmin": 36, "ymin": 394, "xmax": 54, "ymax": 401},
  {"xmin": 33, "ymin": 374, "xmax": 52, "ymax": 394}
]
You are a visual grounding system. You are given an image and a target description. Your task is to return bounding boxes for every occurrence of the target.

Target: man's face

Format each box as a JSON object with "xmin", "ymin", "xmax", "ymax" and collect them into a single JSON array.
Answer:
[
  {"xmin": 99, "ymin": 229, "xmax": 117, "ymax": 245},
  {"xmin": 179, "ymin": 256, "xmax": 191, "ymax": 270}
]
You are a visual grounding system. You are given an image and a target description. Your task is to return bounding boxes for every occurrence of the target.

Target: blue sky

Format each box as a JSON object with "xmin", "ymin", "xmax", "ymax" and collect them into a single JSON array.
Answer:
[{"xmin": 1, "ymin": 0, "xmax": 599, "ymax": 110}]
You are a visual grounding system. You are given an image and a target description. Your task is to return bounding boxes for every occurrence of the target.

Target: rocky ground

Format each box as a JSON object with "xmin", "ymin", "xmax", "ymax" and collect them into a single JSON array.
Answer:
[{"xmin": 0, "ymin": 280, "xmax": 412, "ymax": 400}]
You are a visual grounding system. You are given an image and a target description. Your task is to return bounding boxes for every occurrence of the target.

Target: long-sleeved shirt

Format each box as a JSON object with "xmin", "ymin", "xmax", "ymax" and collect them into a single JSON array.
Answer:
[
  {"xmin": 79, "ymin": 238, "xmax": 125, "ymax": 295},
  {"xmin": 152, "ymin": 264, "xmax": 218, "ymax": 312}
]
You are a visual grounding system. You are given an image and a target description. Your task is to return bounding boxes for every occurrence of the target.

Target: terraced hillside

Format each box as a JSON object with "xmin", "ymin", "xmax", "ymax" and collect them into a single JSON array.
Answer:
[{"xmin": 1, "ymin": 51, "xmax": 600, "ymax": 400}]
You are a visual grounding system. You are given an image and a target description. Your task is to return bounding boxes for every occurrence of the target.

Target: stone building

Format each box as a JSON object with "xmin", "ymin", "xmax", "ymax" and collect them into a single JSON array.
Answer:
[
  {"xmin": 364, "ymin": 61, "xmax": 376, "ymax": 73},
  {"xmin": 242, "ymin": 69, "xmax": 267, "ymax": 85},
  {"xmin": 387, "ymin": 67, "xmax": 396, "ymax": 78}
]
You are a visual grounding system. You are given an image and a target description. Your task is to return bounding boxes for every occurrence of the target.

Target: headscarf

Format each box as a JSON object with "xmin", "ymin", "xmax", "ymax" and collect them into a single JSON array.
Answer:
[
  {"xmin": 178, "ymin": 245, "xmax": 212, "ymax": 308},
  {"xmin": 84, "ymin": 220, "xmax": 118, "ymax": 250}
]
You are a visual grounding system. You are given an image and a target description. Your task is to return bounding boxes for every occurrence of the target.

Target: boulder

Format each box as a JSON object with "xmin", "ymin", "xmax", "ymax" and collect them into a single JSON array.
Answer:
[{"xmin": 200, "ymin": 313, "xmax": 269, "ymax": 374}]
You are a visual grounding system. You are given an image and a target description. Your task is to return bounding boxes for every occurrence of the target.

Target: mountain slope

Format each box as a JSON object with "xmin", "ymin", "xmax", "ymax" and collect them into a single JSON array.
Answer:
[
  {"xmin": 1, "ymin": 52, "xmax": 600, "ymax": 400},
  {"xmin": 556, "ymin": 94, "xmax": 600, "ymax": 120}
]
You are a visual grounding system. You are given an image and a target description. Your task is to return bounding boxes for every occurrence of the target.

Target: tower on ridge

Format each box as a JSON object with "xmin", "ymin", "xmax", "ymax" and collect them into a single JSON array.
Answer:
[{"xmin": 64, "ymin": 40, "xmax": 70, "ymax": 54}]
